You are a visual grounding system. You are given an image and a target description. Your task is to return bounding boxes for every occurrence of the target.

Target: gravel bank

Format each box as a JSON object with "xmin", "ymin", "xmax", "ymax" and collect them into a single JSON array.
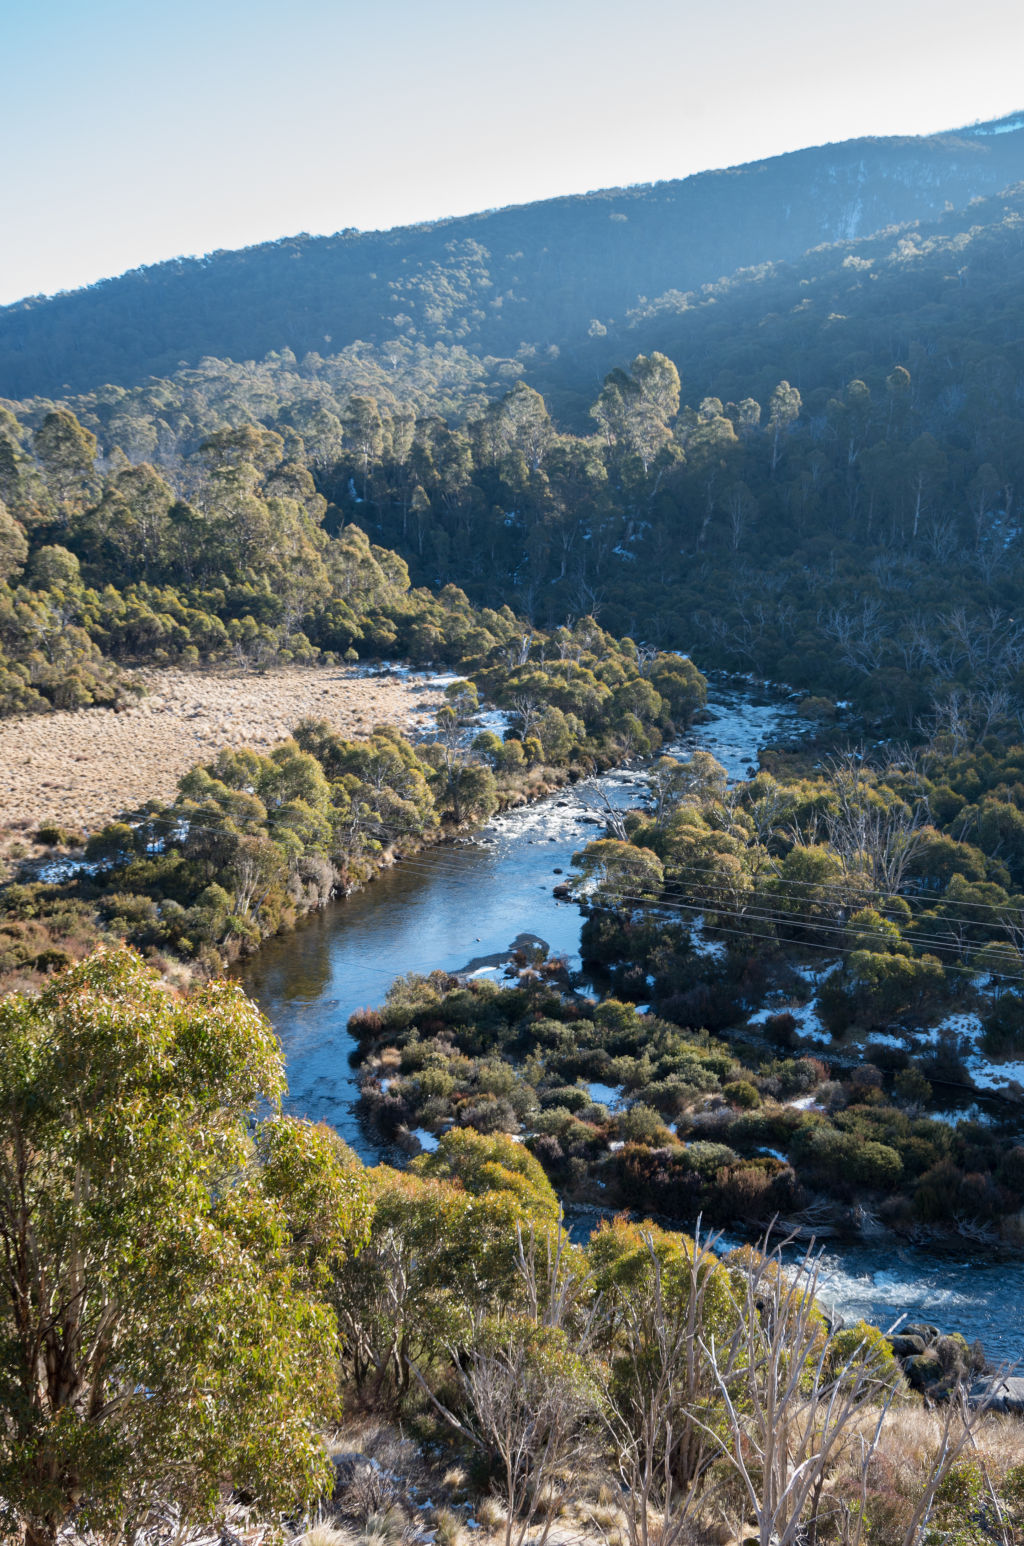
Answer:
[{"xmin": 0, "ymin": 666, "xmax": 445, "ymax": 833}]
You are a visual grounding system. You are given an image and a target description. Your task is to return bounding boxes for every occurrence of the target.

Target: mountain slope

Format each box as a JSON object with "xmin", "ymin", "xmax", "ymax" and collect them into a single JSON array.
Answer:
[{"xmin": 3, "ymin": 114, "xmax": 1024, "ymax": 401}]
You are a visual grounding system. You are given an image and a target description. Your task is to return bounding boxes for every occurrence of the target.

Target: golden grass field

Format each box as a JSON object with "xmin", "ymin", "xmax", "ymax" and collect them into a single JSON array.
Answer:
[{"xmin": 0, "ymin": 665, "xmax": 445, "ymax": 834}]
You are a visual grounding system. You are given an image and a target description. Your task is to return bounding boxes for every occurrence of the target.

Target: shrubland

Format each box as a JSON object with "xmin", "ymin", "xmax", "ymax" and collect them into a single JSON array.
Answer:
[
  {"xmin": 0, "ymin": 626, "xmax": 704, "ymax": 994},
  {"xmin": 352, "ymin": 966, "xmax": 1024, "ymax": 1241},
  {"xmin": 323, "ymin": 721, "xmax": 1024, "ymax": 1244},
  {"xmin": 0, "ymin": 947, "xmax": 1019, "ymax": 1546}
]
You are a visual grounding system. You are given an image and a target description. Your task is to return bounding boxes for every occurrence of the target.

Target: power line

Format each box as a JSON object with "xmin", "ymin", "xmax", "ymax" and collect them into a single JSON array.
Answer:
[
  {"xmin": 60, "ymin": 801, "xmax": 1024, "ymax": 969},
  {"xmin": 543, "ymin": 883, "xmax": 1024, "ymax": 984},
  {"xmin": 300, "ymin": 848, "xmax": 1022, "ymax": 987}
]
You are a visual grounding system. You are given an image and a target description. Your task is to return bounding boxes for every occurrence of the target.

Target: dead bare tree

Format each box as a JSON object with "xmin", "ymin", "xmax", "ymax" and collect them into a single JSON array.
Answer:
[
  {"xmin": 821, "ymin": 599, "xmax": 887, "ymax": 674},
  {"xmin": 597, "ymin": 1222, "xmax": 735, "ymax": 1546},
  {"xmin": 508, "ymin": 692, "xmax": 541, "ymax": 739},
  {"xmin": 575, "ymin": 779, "xmax": 629, "ymax": 839},
  {"xmin": 699, "ymin": 1239, "xmax": 997, "ymax": 1546},
  {"xmin": 434, "ymin": 1226, "xmax": 599, "ymax": 1546},
  {"xmin": 700, "ymin": 1240, "xmax": 900, "ymax": 1546},
  {"xmin": 820, "ymin": 753, "xmax": 929, "ymax": 896},
  {"xmin": 898, "ymin": 1390, "xmax": 992, "ymax": 1546}
]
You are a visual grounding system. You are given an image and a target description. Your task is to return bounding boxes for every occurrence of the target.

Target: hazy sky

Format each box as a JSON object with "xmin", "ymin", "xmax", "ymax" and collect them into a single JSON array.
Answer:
[{"xmin": 4, "ymin": 0, "xmax": 1023, "ymax": 305}]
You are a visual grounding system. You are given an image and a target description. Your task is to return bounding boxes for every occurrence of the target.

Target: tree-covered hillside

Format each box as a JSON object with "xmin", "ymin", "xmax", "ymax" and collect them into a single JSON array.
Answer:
[
  {"xmin": 6, "ymin": 176, "xmax": 1024, "ymax": 733},
  {"xmin": 3, "ymin": 115, "xmax": 1024, "ymax": 400}
]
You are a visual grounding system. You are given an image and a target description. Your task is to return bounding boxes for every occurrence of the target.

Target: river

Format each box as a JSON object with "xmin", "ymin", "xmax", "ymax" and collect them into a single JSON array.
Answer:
[{"xmin": 240, "ymin": 684, "xmax": 1024, "ymax": 1361}]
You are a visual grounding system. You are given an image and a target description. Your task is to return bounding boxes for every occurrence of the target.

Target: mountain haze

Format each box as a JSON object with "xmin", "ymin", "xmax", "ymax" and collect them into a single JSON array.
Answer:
[{"xmin": 3, "ymin": 112, "xmax": 1024, "ymax": 401}]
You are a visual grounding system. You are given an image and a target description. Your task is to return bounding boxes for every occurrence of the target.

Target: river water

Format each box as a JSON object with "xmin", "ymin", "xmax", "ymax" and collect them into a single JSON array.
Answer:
[{"xmin": 240, "ymin": 685, "xmax": 1024, "ymax": 1361}]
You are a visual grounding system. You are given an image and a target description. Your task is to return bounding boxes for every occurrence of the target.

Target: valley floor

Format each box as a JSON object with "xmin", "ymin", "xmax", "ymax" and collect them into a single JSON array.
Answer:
[{"xmin": 0, "ymin": 664, "xmax": 445, "ymax": 833}]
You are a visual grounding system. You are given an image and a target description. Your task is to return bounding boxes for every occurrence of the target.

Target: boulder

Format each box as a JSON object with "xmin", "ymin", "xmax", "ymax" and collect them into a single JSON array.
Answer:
[
  {"xmin": 901, "ymin": 1322, "xmax": 940, "ymax": 1341},
  {"xmin": 904, "ymin": 1351, "xmax": 942, "ymax": 1391},
  {"xmin": 888, "ymin": 1334, "xmax": 926, "ymax": 1358},
  {"xmin": 970, "ymin": 1376, "xmax": 1024, "ymax": 1414}
]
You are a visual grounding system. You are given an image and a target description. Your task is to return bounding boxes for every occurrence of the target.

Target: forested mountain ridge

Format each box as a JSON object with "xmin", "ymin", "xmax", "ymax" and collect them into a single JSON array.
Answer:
[
  {"xmin": 3, "ymin": 112, "xmax": 1024, "ymax": 400},
  {"xmin": 6, "ymin": 176, "xmax": 1024, "ymax": 733}
]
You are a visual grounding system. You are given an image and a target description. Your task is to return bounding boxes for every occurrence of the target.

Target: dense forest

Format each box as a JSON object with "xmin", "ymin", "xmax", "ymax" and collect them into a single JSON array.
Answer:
[
  {"xmin": 2, "ymin": 114, "xmax": 1024, "ymax": 400},
  {"xmin": 6, "ymin": 176, "xmax": 1024, "ymax": 734}
]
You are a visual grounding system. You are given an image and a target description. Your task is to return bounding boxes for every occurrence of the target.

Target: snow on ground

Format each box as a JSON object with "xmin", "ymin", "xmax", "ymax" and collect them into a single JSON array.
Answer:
[
  {"xmin": 742, "ymin": 997, "xmax": 1024, "ymax": 1093},
  {"xmin": 469, "ymin": 707, "xmax": 512, "ymax": 736},
  {"xmin": 795, "ymin": 961, "xmax": 840, "ymax": 985},
  {"xmin": 902, "ymin": 1013, "xmax": 983, "ymax": 1050},
  {"xmin": 746, "ymin": 1001, "xmax": 831, "ymax": 1044},
  {"xmin": 967, "ymin": 1055, "xmax": 1024, "ymax": 1093},
  {"xmin": 929, "ymin": 1104, "xmax": 994, "ymax": 1127},
  {"xmin": 934, "ymin": 1012, "xmax": 985, "ymax": 1040},
  {"xmin": 693, "ymin": 932, "xmax": 727, "ymax": 961},
  {"xmin": 689, "ymin": 914, "xmax": 728, "ymax": 960},
  {"xmin": 587, "ymin": 1082, "xmax": 623, "ymax": 1109},
  {"xmin": 903, "ymin": 1011, "xmax": 1024, "ymax": 1094}
]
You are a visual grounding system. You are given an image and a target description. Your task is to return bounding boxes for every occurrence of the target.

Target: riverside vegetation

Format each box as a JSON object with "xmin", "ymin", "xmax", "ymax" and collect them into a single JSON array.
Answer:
[
  {"xmin": 2, "ymin": 948, "xmax": 1023, "ymax": 1546},
  {"xmin": 0, "ymin": 617, "xmax": 704, "ymax": 991},
  {"xmin": 4, "ymin": 116, "xmax": 1024, "ymax": 1545}
]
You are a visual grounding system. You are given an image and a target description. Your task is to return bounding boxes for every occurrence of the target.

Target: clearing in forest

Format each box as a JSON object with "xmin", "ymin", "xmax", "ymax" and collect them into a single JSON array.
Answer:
[{"xmin": 0, "ymin": 665, "xmax": 445, "ymax": 834}]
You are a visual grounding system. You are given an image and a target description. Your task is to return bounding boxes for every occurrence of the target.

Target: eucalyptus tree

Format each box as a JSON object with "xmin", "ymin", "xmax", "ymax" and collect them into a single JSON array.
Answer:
[{"xmin": 0, "ymin": 950, "xmax": 362, "ymax": 1544}]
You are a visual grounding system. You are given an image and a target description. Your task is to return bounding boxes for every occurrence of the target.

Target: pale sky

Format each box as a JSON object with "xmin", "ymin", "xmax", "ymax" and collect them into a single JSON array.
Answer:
[{"xmin": 4, "ymin": 0, "xmax": 1023, "ymax": 306}]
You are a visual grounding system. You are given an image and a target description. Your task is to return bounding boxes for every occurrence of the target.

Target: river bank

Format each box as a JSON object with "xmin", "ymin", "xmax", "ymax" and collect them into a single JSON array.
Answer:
[{"xmin": 240, "ymin": 684, "xmax": 1024, "ymax": 1362}]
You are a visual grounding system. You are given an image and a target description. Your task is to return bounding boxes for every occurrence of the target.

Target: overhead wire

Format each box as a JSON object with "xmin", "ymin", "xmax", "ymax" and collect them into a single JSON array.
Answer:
[
  {"xmin": 239, "ymin": 843, "xmax": 1023, "ymax": 985},
  {"xmin": 53, "ymin": 727, "xmax": 1024, "ymax": 990},
  {"xmin": 549, "ymin": 885, "xmax": 1024, "ymax": 984},
  {"xmin": 69, "ymin": 800, "xmax": 1024, "ymax": 966}
]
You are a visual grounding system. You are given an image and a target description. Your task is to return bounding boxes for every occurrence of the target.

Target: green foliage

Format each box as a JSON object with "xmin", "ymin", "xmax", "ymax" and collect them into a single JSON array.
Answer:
[
  {"xmin": 0, "ymin": 609, "xmax": 693, "ymax": 990},
  {"xmin": 0, "ymin": 949, "xmax": 345, "ymax": 1542},
  {"xmin": 412, "ymin": 1129, "xmax": 560, "ymax": 1224},
  {"xmin": 825, "ymin": 1319, "xmax": 904, "ymax": 1393},
  {"xmin": 819, "ymin": 950, "xmax": 947, "ymax": 1034},
  {"xmin": 571, "ymin": 838, "xmax": 665, "ymax": 903}
]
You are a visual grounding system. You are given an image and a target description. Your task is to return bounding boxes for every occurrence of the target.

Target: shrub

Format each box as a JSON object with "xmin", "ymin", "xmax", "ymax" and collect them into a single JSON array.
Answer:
[{"xmin": 723, "ymin": 1078, "xmax": 761, "ymax": 1109}]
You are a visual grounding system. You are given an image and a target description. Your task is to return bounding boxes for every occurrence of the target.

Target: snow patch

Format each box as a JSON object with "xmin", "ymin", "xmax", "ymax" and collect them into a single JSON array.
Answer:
[
  {"xmin": 969, "ymin": 118, "xmax": 1024, "ymax": 136},
  {"xmin": 786, "ymin": 1094, "xmax": 824, "ymax": 1111},
  {"xmin": 967, "ymin": 1056, "xmax": 1024, "ymax": 1093},
  {"xmin": 747, "ymin": 1001, "xmax": 830, "ymax": 1044}
]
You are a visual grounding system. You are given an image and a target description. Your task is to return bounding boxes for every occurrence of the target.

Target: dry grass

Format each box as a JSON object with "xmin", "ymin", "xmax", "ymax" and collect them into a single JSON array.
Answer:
[
  {"xmin": 300, "ymin": 1528, "xmax": 362, "ymax": 1546},
  {"xmin": 853, "ymin": 1402, "xmax": 1022, "ymax": 1487},
  {"xmin": 474, "ymin": 1497, "xmax": 507, "ymax": 1532},
  {"xmin": 433, "ymin": 1506, "xmax": 466, "ymax": 1546},
  {"xmin": 0, "ymin": 664, "xmax": 444, "ymax": 831}
]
